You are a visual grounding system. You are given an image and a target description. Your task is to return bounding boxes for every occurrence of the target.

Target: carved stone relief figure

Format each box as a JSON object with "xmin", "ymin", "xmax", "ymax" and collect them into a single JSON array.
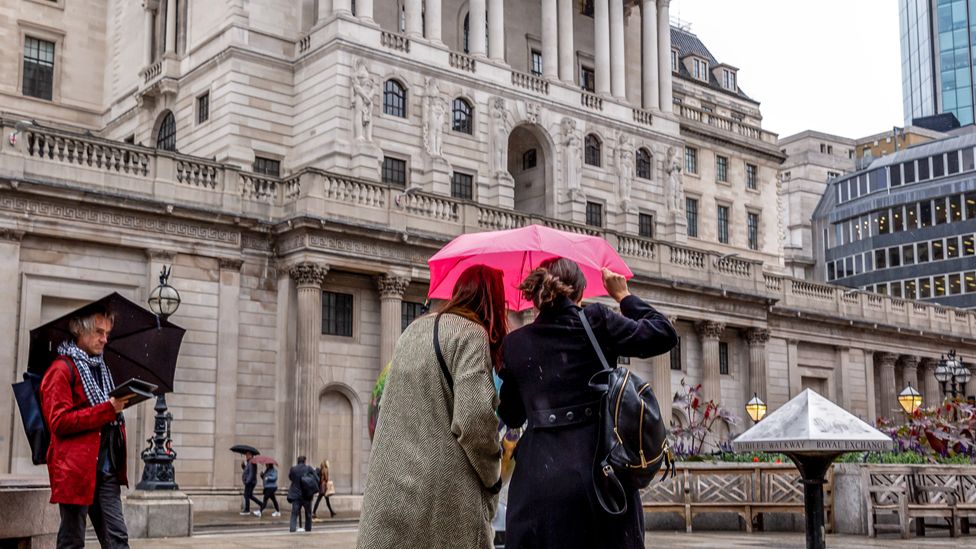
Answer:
[
  {"xmin": 665, "ymin": 146, "xmax": 684, "ymax": 211},
  {"xmin": 489, "ymin": 97, "xmax": 511, "ymax": 173},
  {"xmin": 352, "ymin": 61, "xmax": 378, "ymax": 142},
  {"xmin": 560, "ymin": 118, "xmax": 582, "ymax": 199},
  {"xmin": 423, "ymin": 77, "xmax": 447, "ymax": 157},
  {"xmin": 616, "ymin": 133, "xmax": 635, "ymax": 210}
]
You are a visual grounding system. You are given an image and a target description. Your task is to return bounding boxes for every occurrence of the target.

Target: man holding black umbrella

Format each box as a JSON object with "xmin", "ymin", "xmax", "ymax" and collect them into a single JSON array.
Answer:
[{"xmin": 40, "ymin": 304, "xmax": 132, "ymax": 548}]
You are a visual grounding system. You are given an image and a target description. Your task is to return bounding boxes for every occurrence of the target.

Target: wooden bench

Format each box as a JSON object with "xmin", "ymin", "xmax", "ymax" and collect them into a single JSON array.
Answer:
[
  {"xmin": 957, "ymin": 471, "xmax": 976, "ymax": 534},
  {"xmin": 863, "ymin": 465, "xmax": 968, "ymax": 538},
  {"xmin": 642, "ymin": 463, "xmax": 833, "ymax": 533}
]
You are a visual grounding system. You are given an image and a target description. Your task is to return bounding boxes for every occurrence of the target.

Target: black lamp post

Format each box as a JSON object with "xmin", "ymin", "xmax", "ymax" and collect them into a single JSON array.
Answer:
[
  {"xmin": 933, "ymin": 350, "xmax": 971, "ymax": 422},
  {"xmin": 137, "ymin": 266, "xmax": 181, "ymax": 491}
]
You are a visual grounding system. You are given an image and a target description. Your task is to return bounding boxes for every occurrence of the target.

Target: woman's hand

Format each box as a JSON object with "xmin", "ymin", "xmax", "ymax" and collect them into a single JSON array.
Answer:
[{"xmin": 602, "ymin": 268, "xmax": 631, "ymax": 303}]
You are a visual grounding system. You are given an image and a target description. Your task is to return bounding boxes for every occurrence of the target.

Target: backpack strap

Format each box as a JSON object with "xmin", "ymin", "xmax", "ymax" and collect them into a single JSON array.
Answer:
[
  {"xmin": 578, "ymin": 309, "xmax": 610, "ymax": 372},
  {"xmin": 433, "ymin": 314, "xmax": 454, "ymax": 394}
]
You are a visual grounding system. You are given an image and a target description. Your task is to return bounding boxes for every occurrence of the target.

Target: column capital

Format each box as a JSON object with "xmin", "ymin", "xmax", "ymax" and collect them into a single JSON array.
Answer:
[
  {"xmin": 289, "ymin": 262, "xmax": 328, "ymax": 287},
  {"xmin": 145, "ymin": 248, "xmax": 176, "ymax": 262},
  {"xmin": 656, "ymin": 0, "xmax": 671, "ymax": 7},
  {"xmin": 695, "ymin": 320, "xmax": 725, "ymax": 339},
  {"xmin": 745, "ymin": 328, "xmax": 770, "ymax": 346},
  {"xmin": 143, "ymin": 0, "xmax": 159, "ymax": 11},
  {"xmin": 898, "ymin": 355, "xmax": 920, "ymax": 370},
  {"xmin": 920, "ymin": 357, "xmax": 941, "ymax": 370},
  {"xmin": 667, "ymin": 314, "xmax": 678, "ymax": 325},
  {"xmin": 218, "ymin": 257, "xmax": 244, "ymax": 271},
  {"xmin": 375, "ymin": 274, "xmax": 410, "ymax": 299},
  {"xmin": 876, "ymin": 352, "xmax": 898, "ymax": 368}
]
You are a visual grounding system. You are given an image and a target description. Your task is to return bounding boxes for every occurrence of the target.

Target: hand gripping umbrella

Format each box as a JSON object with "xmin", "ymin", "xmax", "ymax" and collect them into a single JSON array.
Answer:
[
  {"xmin": 428, "ymin": 224, "xmax": 633, "ymax": 311},
  {"xmin": 27, "ymin": 292, "xmax": 185, "ymax": 393}
]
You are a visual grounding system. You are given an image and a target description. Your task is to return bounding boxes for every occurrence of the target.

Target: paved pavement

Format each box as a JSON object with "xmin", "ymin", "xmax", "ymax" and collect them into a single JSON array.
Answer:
[{"xmin": 129, "ymin": 527, "xmax": 967, "ymax": 548}]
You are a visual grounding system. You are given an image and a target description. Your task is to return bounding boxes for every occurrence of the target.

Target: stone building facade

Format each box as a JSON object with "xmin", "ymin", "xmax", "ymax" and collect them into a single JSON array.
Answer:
[{"xmin": 2, "ymin": 0, "xmax": 976, "ymax": 507}]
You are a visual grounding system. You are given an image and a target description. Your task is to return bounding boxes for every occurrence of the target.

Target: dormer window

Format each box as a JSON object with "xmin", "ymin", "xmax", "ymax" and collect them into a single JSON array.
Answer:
[
  {"xmin": 722, "ymin": 69, "xmax": 736, "ymax": 91},
  {"xmin": 693, "ymin": 58, "xmax": 708, "ymax": 81},
  {"xmin": 671, "ymin": 49, "xmax": 678, "ymax": 72}
]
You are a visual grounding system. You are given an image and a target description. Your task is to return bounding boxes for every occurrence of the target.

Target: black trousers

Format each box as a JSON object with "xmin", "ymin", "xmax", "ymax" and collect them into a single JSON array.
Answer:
[
  {"xmin": 313, "ymin": 493, "xmax": 335, "ymax": 516},
  {"xmin": 242, "ymin": 482, "xmax": 262, "ymax": 511},
  {"xmin": 289, "ymin": 499, "xmax": 312, "ymax": 532},
  {"xmin": 58, "ymin": 473, "xmax": 129, "ymax": 549},
  {"xmin": 260, "ymin": 488, "xmax": 279, "ymax": 512}
]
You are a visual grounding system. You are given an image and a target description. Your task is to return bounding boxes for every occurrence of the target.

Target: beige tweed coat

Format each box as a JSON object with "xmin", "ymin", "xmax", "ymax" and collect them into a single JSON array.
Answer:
[{"xmin": 357, "ymin": 313, "xmax": 502, "ymax": 549}]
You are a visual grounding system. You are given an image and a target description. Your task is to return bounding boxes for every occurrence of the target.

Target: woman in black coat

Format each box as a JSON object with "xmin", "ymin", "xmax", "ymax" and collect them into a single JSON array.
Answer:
[{"xmin": 499, "ymin": 258, "xmax": 677, "ymax": 549}]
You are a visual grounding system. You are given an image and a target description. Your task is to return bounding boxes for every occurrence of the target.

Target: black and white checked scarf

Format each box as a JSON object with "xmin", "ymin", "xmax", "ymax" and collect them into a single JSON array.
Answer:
[{"xmin": 58, "ymin": 340, "xmax": 123, "ymax": 424}]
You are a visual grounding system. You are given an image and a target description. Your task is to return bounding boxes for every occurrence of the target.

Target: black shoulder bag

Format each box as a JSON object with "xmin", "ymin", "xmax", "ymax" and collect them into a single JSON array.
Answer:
[
  {"xmin": 433, "ymin": 314, "xmax": 453, "ymax": 393},
  {"xmin": 579, "ymin": 309, "xmax": 674, "ymax": 515}
]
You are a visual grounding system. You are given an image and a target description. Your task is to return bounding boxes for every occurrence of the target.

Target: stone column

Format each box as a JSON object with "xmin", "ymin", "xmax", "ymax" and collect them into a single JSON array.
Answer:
[
  {"xmin": 557, "ymin": 0, "xmax": 575, "ymax": 83},
  {"xmin": 876, "ymin": 352, "xmax": 898, "ymax": 419},
  {"xmin": 143, "ymin": 2, "xmax": 155, "ymax": 66},
  {"xmin": 405, "ymin": 0, "xmax": 423, "ymax": 37},
  {"xmin": 594, "ymin": 0, "xmax": 611, "ymax": 95},
  {"xmin": 651, "ymin": 353, "xmax": 672, "ymax": 402},
  {"xmin": 469, "ymin": 0, "xmax": 488, "ymax": 57},
  {"xmin": 333, "ymin": 0, "xmax": 351, "ymax": 15},
  {"xmin": 375, "ymin": 274, "xmax": 410, "ymax": 371},
  {"xmin": 898, "ymin": 355, "xmax": 920, "ymax": 392},
  {"xmin": 164, "ymin": 0, "xmax": 177, "ymax": 54},
  {"xmin": 0, "ymin": 230, "xmax": 24, "ymax": 473},
  {"xmin": 965, "ymin": 365, "xmax": 976, "ymax": 399},
  {"xmin": 357, "ymin": 0, "xmax": 373, "ymax": 21},
  {"xmin": 542, "ymin": 0, "xmax": 558, "ymax": 79},
  {"xmin": 488, "ymin": 0, "xmax": 505, "ymax": 61},
  {"xmin": 317, "ymin": 0, "xmax": 332, "ymax": 21},
  {"xmin": 921, "ymin": 358, "xmax": 941, "ymax": 408},
  {"xmin": 213, "ymin": 258, "xmax": 242, "ymax": 488},
  {"xmin": 426, "ymin": 0, "xmax": 442, "ymax": 42},
  {"xmin": 657, "ymin": 0, "xmax": 672, "ymax": 111},
  {"xmin": 641, "ymin": 0, "xmax": 658, "ymax": 109},
  {"xmin": 609, "ymin": 0, "xmax": 626, "ymax": 98},
  {"xmin": 746, "ymin": 328, "xmax": 769, "ymax": 399},
  {"xmin": 696, "ymin": 321, "xmax": 725, "ymax": 403},
  {"xmin": 289, "ymin": 262, "xmax": 328, "ymax": 461}
]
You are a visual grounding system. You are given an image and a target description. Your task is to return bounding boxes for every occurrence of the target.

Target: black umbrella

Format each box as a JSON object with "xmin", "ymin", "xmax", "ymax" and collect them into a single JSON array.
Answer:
[
  {"xmin": 27, "ymin": 292, "xmax": 185, "ymax": 393},
  {"xmin": 230, "ymin": 444, "xmax": 260, "ymax": 455}
]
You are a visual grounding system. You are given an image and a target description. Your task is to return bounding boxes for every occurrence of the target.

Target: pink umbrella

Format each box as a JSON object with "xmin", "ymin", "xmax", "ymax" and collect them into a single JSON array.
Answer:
[{"xmin": 428, "ymin": 224, "xmax": 633, "ymax": 311}]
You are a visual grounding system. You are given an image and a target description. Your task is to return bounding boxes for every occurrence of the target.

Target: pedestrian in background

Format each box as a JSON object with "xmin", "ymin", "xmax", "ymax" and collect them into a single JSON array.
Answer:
[
  {"xmin": 241, "ymin": 451, "xmax": 262, "ymax": 516},
  {"xmin": 313, "ymin": 459, "xmax": 336, "ymax": 518},
  {"xmin": 259, "ymin": 463, "xmax": 281, "ymax": 517},
  {"xmin": 287, "ymin": 456, "xmax": 316, "ymax": 533},
  {"xmin": 358, "ymin": 265, "xmax": 508, "ymax": 549}
]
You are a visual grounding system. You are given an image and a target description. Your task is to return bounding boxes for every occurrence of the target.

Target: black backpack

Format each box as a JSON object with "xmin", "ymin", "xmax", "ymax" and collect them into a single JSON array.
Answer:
[
  {"xmin": 11, "ymin": 359, "xmax": 76, "ymax": 465},
  {"xmin": 578, "ymin": 310, "xmax": 674, "ymax": 515},
  {"xmin": 300, "ymin": 468, "xmax": 320, "ymax": 500}
]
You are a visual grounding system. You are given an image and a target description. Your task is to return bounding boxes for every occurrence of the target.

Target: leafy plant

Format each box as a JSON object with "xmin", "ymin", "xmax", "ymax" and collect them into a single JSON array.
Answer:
[
  {"xmin": 669, "ymin": 379, "xmax": 740, "ymax": 459},
  {"xmin": 871, "ymin": 398, "xmax": 976, "ymax": 464}
]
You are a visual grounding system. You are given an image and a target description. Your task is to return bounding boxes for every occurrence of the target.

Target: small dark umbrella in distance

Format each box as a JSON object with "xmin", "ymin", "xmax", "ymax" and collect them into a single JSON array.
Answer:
[
  {"xmin": 27, "ymin": 292, "xmax": 185, "ymax": 393},
  {"xmin": 230, "ymin": 444, "xmax": 260, "ymax": 455}
]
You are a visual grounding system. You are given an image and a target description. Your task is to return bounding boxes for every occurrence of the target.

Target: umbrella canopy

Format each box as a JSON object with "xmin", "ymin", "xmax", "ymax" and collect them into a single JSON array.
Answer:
[
  {"xmin": 251, "ymin": 455, "xmax": 277, "ymax": 465},
  {"xmin": 428, "ymin": 224, "xmax": 633, "ymax": 311},
  {"xmin": 27, "ymin": 292, "xmax": 185, "ymax": 393},
  {"xmin": 230, "ymin": 444, "xmax": 260, "ymax": 455}
]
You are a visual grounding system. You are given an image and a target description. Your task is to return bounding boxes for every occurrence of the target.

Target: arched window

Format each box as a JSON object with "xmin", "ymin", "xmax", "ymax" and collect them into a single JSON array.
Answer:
[
  {"xmin": 636, "ymin": 148, "xmax": 652, "ymax": 179},
  {"xmin": 452, "ymin": 98, "xmax": 473, "ymax": 134},
  {"xmin": 383, "ymin": 79, "xmax": 407, "ymax": 118},
  {"xmin": 462, "ymin": 13, "xmax": 470, "ymax": 53},
  {"xmin": 156, "ymin": 111, "xmax": 176, "ymax": 151},
  {"xmin": 584, "ymin": 134, "xmax": 601, "ymax": 167}
]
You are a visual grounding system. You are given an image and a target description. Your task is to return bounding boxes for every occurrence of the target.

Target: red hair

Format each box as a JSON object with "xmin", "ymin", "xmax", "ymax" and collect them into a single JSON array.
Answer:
[{"xmin": 437, "ymin": 265, "xmax": 508, "ymax": 371}]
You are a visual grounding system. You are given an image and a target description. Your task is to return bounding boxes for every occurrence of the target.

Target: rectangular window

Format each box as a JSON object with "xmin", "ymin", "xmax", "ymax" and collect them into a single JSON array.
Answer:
[
  {"xmin": 585, "ymin": 201, "xmax": 603, "ymax": 227},
  {"xmin": 827, "ymin": 262, "xmax": 835, "ymax": 281},
  {"xmin": 530, "ymin": 50, "xmax": 543, "ymax": 76},
  {"xmin": 23, "ymin": 37, "xmax": 55, "ymax": 101},
  {"xmin": 686, "ymin": 198, "xmax": 699, "ymax": 238},
  {"xmin": 947, "ymin": 150, "xmax": 960, "ymax": 174},
  {"xmin": 253, "ymin": 157, "xmax": 281, "ymax": 177},
  {"xmin": 906, "ymin": 203, "xmax": 918, "ymax": 229},
  {"xmin": 197, "ymin": 92, "xmax": 210, "ymax": 124},
  {"xmin": 854, "ymin": 254, "xmax": 863, "ymax": 275},
  {"xmin": 967, "ymin": 193, "xmax": 976, "ymax": 219},
  {"xmin": 670, "ymin": 336, "xmax": 682, "ymax": 370},
  {"xmin": 717, "ymin": 205, "xmax": 730, "ymax": 244},
  {"xmin": 918, "ymin": 278, "xmax": 932, "ymax": 299},
  {"xmin": 932, "ymin": 239, "xmax": 944, "ymax": 261},
  {"xmin": 917, "ymin": 241, "xmax": 929, "ymax": 263},
  {"xmin": 892, "ymin": 206, "xmax": 904, "ymax": 232},
  {"xmin": 964, "ymin": 234, "xmax": 975, "ymax": 256},
  {"xmin": 716, "ymin": 156, "xmax": 728, "ymax": 182},
  {"xmin": 918, "ymin": 157, "xmax": 930, "ymax": 180},
  {"xmin": 920, "ymin": 200, "xmax": 932, "ymax": 227},
  {"xmin": 722, "ymin": 69, "xmax": 736, "ymax": 90},
  {"xmin": 382, "ymin": 157, "xmax": 407, "ymax": 187},
  {"xmin": 874, "ymin": 249, "xmax": 887, "ymax": 269},
  {"xmin": 891, "ymin": 280, "xmax": 903, "ymax": 298},
  {"xmin": 523, "ymin": 148, "xmax": 537, "ymax": 170},
  {"xmin": 888, "ymin": 246, "xmax": 901, "ymax": 267},
  {"xmin": 949, "ymin": 273, "xmax": 962, "ymax": 295},
  {"xmin": 902, "ymin": 244, "xmax": 915, "ymax": 265},
  {"xmin": 693, "ymin": 58, "xmax": 709, "ymax": 80},
  {"xmin": 934, "ymin": 275, "xmax": 946, "ymax": 297},
  {"xmin": 638, "ymin": 213, "xmax": 654, "ymax": 238},
  {"xmin": 933, "ymin": 154, "xmax": 945, "ymax": 178},
  {"xmin": 903, "ymin": 161, "xmax": 915, "ymax": 184},
  {"xmin": 935, "ymin": 197, "xmax": 948, "ymax": 225},
  {"xmin": 966, "ymin": 271, "xmax": 976, "ymax": 293},
  {"xmin": 580, "ymin": 66, "xmax": 595, "ymax": 92},
  {"xmin": 950, "ymin": 194, "xmax": 963, "ymax": 222},
  {"xmin": 671, "ymin": 49, "xmax": 677, "ymax": 72},
  {"xmin": 322, "ymin": 291, "xmax": 353, "ymax": 337},
  {"xmin": 685, "ymin": 147, "xmax": 698, "ymax": 174},
  {"xmin": 890, "ymin": 165, "xmax": 902, "ymax": 186},
  {"xmin": 401, "ymin": 301, "xmax": 425, "ymax": 332},
  {"xmin": 718, "ymin": 342, "xmax": 730, "ymax": 375},
  {"xmin": 904, "ymin": 279, "xmax": 917, "ymax": 299},
  {"xmin": 746, "ymin": 164, "xmax": 758, "ymax": 189},
  {"xmin": 947, "ymin": 235, "xmax": 959, "ymax": 258},
  {"xmin": 451, "ymin": 172, "xmax": 473, "ymax": 200},
  {"xmin": 745, "ymin": 212, "xmax": 758, "ymax": 250}
]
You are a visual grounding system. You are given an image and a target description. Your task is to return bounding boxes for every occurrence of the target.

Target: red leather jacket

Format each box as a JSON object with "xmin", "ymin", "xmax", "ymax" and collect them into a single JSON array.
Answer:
[{"xmin": 40, "ymin": 357, "xmax": 128, "ymax": 505}]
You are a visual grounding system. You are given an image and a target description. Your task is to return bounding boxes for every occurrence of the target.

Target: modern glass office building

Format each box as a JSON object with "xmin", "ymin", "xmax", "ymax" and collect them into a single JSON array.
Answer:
[
  {"xmin": 900, "ymin": 0, "xmax": 976, "ymax": 126},
  {"xmin": 812, "ymin": 130, "xmax": 976, "ymax": 308}
]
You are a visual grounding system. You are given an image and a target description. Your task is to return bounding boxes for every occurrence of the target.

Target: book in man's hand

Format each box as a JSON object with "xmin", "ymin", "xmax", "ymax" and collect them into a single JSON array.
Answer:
[{"xmin": 108, "ymin": 378, "xmax": 159, "ymax": 408}]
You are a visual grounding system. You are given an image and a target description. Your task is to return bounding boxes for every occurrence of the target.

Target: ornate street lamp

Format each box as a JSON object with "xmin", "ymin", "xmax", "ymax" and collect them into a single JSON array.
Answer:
[
  {"xmin": 745, "ymin": 393, "xmax": 767, "ymax": 423},
  {"xmin": 138, "ymin": 266, "xmax": 181, "ymax": 491},
  {"xmin": 897, "ymin": 385, "xmax": 922, "ymax": 415},
  {"xmin": 935, "ymin": 350, "xmax": 969, "ymax": 401}
]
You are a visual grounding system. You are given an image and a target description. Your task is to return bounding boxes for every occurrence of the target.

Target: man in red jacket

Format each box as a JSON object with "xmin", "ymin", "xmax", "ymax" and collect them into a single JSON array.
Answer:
[{"xmin": 41, "ymin": 306, "xmax": 131, "ymax": 548}]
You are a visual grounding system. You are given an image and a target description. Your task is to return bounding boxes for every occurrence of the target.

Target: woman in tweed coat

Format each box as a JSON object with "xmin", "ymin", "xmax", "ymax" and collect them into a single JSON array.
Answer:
[{"xmin": 358, "ymin": 265, "xmax": 508, "ymax": 549}]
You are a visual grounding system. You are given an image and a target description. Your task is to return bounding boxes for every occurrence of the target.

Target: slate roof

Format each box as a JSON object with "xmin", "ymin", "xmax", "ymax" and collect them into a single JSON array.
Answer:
[{"xmin": 670, "ymin": 26, "xmax": 755, "ymax": 103}]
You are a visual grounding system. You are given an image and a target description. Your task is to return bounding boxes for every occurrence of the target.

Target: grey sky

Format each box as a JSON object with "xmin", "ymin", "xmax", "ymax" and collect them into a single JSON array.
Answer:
[{"xmin": 670, "ymin": 0, "xmax": 904, "ymax": 140}]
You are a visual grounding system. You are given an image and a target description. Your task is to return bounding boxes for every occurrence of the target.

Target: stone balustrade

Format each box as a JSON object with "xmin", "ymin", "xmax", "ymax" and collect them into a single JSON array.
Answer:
[
  {"xmin": 380, "ymin": 30, "xmax": 410, "ymax": 53},
  {"xmin": 581, "ymin": 91, "xmax": 604, "ymax": 111},
  {"xmin": 448, "ymin": 51, "xmax": 476, "ymax": 73},
  {"xmin": 3, "ymin": 118, "xmax": 974, "ymax": 340},
  {"xmin": 674, "ymin": 102, "xmax": 777, "ymax": 145},
  {"xmin": 511, "ymin": 70, "xmax": 550, "ymax": 95}
]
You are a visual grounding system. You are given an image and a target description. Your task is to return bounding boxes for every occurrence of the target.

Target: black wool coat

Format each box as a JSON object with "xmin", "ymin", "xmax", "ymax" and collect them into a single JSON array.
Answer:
[
  {"xmin": 498, "ymin": 294, "xmax": 677, "ymax": 549},
  {"xmin": 287, "ymin": 463, "xmax": 314, "ymax": 503}
]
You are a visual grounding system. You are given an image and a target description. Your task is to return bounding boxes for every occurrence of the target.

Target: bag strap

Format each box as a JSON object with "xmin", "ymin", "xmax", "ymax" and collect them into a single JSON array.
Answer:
[
  {"xmin": 433, "ymin": 314, "xmax": 454, "ymax": 393},
  {"xmin": 577, "ymin": 309, "xmax": 610, "ymax": 372},
  {"xmin": 592, "ymin": 450, "xmax": 629, "ymax": 515}
]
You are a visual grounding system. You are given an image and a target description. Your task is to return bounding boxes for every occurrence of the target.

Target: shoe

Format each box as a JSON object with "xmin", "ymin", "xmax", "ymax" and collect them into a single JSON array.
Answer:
[
  {"xmin": 303, "ymin": 528, "xmax": 311, "ymax": 533},
  {"xmin": 271, "ymin": 511, "xmax": 281, "ymax": 517},
  {"xmin": 252, "ymin": 510, "xmax": 262, "ymax": 517},
  {"xmin": 239, "ymin": 511, "xmax": 250, "ymax": 516},
  {"xmin": 330, "ymin": 512, "xmax": 336, "ymax": 518}
]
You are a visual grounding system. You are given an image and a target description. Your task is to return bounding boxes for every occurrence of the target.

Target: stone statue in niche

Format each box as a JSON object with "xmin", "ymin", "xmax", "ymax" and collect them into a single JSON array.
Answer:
[
  {"xmin": 489, "ymin": 97, "xmax": 510, "ymax": 173},
  {"xmin": 423, "ymin": 77, "xmax": 447, "ymax": 157},
  {"xmin": 561, "ymin": 118, "xmax": 582, "ymax": 200},
  {"xmin": 352, "ymin": 61, "xmax": 378, "ymax": 142},
  {"xmin": 665, "ymin": 146, "xmax": 684, "ymax": 211},
  {"xmin": 616, "ymin": 133, "xmax": 635, "ymax": 210}
]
